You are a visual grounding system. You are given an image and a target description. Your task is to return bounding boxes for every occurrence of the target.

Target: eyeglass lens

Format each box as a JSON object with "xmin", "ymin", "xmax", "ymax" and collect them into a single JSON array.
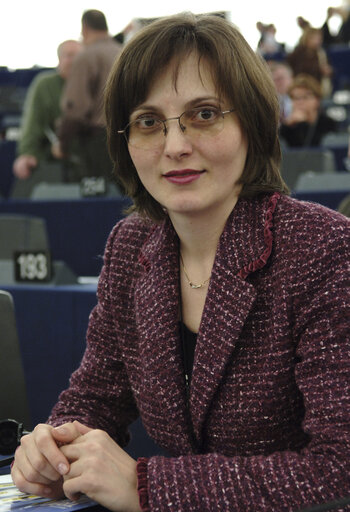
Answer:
[{"xmin": 127, "ymin": 107, "xmax": 227, "ymax": 149}]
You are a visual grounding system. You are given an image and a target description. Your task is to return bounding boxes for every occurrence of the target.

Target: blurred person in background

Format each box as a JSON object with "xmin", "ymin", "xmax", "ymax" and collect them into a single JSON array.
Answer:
[
  {"xmin": 268, "ymin": 60, "xmax": 294, "ymax": 123},
  {"xmin": 287, "ymin": 26, "xmax": 333, "ymax": 97},
  {"xmin": 11, "ymin": 40, "xmax": 81, "ymax": 196},
  {"xmin": 256, "ymin": 21, "xmax": 285, "ymax": 58},
  {"xmin": 279, "ymin": 73, "xmax": 337, "ymax": 146},
  {"xmin": 55, "ymin": 9, "xmax": 122, "ymax": 183}
]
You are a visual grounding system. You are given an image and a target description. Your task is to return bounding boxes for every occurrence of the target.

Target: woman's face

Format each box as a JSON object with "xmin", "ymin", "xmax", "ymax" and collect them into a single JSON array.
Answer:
[
  {"xmin": 290, "ymin": 87, "xmax": 320, "ymax": 114},
  {"xmin": 127, "ymin": 53, "xmax": 248, "ymax": 222}
]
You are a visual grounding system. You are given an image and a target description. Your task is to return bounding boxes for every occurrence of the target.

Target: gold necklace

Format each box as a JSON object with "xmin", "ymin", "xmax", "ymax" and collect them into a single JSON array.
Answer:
[{"xmin": 179, "ymin": 252, "xmax": 211, "ymax": 289}]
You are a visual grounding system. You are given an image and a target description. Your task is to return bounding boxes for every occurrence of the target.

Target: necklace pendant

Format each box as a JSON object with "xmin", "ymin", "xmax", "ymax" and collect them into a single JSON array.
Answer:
[{"xmin": 189, "ymin": 282, "xmax": 203, "ymax": 289}]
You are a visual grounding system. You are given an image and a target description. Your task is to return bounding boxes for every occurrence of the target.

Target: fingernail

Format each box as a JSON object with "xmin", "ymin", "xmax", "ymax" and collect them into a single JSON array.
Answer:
[
  {"xmin": 55, "ymin": 426, "xmax": 67, "ymax": 435},
  {"xmin": 58, "ymin": 463, "xmax": 68, "ymax": 475}
]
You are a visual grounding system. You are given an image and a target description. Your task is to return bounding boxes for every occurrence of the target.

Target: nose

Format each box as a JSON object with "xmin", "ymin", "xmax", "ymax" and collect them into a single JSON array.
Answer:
[{"xmin": 163, "ymin": 119, "xmax": 192, "ymax": 158}]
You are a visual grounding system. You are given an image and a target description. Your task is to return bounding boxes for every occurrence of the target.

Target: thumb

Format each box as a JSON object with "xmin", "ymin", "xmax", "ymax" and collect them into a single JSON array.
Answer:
[{"xmin": 72, "ymin": 420, "xmax": 93, "ymax": 435}]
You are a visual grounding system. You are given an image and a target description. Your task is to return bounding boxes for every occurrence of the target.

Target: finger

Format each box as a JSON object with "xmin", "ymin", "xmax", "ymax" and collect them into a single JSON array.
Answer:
[
  {"xmin": 13, "ymin": 446, "xmax": 55, "ymax": 485},
  {"xmin": 12, "ymin": 464, "xmax": 64, "ymax": 499},
  {"xmin": 51, "ymin": 423, "xmax": 82, "ymax": 445},
  {"xmin": 60, "ymin": 443, "xmax": 82, "ymax": 462},
  {"xmin": 19, "ymin": 432, "xmax": 63, "ymax": 482},
  {"xmin": 27, "ymin": 425, "xmax": 70, "ymax": 477},
  {"xmin": 63, "ymin": 474, "xmax": 85, "ymax": 502},
  {"xmin": 72, "ymin": 421, "xmax": 93, "ymax": 435}
]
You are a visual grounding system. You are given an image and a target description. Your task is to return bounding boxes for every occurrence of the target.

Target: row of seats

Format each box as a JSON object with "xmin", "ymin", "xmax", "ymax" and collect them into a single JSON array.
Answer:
[
  {"xmin": 1, "ymin": 140, "xmax": 349, "ymax": 200},
  {"xmin": 280, "ymin": 147, "xmax": 349, "ymax": 189},
  {"xmin": 0, "ymin": 67, "xmax": 54, "ymax": 133}
]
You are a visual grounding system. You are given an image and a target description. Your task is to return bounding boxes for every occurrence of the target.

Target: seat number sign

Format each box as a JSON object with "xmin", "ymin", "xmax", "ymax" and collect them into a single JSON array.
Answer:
[{"xmin": 14, "ymin": 251, "xmax": 52, "ymax": 282}]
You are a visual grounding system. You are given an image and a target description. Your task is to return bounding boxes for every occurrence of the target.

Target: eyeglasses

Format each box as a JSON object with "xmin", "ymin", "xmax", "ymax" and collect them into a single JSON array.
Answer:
[
  {"xmin": 117, "ymin": 106, "xmax": 236, "ymax": 150},
  {"xmin": 290, "ymin": 93, "xmax": 316, "ymax": 101}
]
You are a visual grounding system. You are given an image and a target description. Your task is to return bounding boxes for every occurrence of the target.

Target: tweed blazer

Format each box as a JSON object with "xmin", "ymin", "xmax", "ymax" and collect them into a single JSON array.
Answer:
[{"xmin": 49, "ymin": 193, "xmax": 350, "ymax": 512}]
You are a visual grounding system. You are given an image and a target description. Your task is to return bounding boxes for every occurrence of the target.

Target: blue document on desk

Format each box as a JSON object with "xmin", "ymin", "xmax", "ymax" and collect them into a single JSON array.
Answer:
[{"xmin": 0, "ymin": 474, "xmax": 97, "ymax": 511}]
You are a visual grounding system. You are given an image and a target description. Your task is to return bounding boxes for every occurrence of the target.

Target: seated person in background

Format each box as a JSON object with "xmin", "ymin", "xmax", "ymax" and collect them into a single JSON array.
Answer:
[
  {"xmin": 279, "ymin": 73, "xmax": 337, "ymax": 146},
  {"xmin": 11, "ymin": 13, "xmax": 350, "ymax": 512},
  {"xmin": 12, "ymin": 40, "xmax": 81, "ymax": 186},
  {"xmin": 268, "ymin": 60, "xmax": 294, "ymax": 123},
  {"xmin": 287, "ymin": 26, "xmax": 333, "ymax": 97}
]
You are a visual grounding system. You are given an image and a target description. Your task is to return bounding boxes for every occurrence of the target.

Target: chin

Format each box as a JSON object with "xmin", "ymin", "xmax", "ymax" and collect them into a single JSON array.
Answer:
[{"xmin": 168, "ymin": 203, "xmax": 209, "ymax": 218}]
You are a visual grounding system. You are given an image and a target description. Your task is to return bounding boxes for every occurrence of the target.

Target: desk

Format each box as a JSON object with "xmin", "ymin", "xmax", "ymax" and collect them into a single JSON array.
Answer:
[
  {"xmin": 0, "ymin": 197, "xmax": 131, "ymax": 277},
  {"xmin": 0, "ymin": 193, "xmax": 346, "ymax": 280},
  {"xmin": 2, "ymin": 283, "xmax": 162, "ymax": 458}
]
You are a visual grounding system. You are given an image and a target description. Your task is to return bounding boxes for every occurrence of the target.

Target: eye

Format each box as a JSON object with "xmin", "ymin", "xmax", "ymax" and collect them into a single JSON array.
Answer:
[
  {"xmin": 133, "ymin": 115, "xmax": 162, "ymax": 131},
  {"xmin": 190, "ymin": 106, "xmax": 220, "ymax": 123}
]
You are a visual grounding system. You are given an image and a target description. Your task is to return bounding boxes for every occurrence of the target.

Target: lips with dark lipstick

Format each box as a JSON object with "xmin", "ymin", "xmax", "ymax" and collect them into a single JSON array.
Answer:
[{"xmin": 163, "ymin": 169, "xmax": 205, "ymax": 184}]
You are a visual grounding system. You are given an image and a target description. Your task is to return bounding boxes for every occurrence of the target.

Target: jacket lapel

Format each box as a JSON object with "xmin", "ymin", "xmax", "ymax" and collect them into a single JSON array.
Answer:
[
  {"xmin": 135, "ymin": 219, "xmax": 194, "ymax": 452},
  {"xmin": 189, "ymin": 274, "xmax": 256, "ymax": 443},
  {"xmin": 189, "ymin": 194, "xmax": 279, "ymax": 445}
]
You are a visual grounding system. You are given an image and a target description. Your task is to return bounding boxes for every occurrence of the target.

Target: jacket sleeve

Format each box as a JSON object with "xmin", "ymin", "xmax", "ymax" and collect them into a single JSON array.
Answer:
[
  {"xmin": 18, "ymin": 75, "xmax": 57, "ymax": 160},
  {"xmin": 138, "ymin": 216, "xmax": 350, "ymax": 512},
  {"xmin": 47, "ymin": 221, "xmax": 139, "ymax": 447}
]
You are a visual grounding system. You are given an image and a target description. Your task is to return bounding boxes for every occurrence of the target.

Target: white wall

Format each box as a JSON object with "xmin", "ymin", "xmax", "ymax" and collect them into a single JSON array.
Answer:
[{"xmin": 0, "ymin": 0, "xmax": 342, "ymax": 69}]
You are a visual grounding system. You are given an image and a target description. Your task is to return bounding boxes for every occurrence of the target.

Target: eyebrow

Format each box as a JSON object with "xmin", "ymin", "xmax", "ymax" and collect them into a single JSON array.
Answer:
[{"xmin": 131, "ymin": 96, "xmax": 221, "ymax": 117}]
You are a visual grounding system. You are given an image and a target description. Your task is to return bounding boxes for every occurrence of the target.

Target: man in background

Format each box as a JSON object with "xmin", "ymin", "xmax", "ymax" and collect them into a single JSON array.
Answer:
[
  {"xmin": 56, "ymin": 9, "xmax": 122, "ymax": 182},
  {"xmin": 12, "ymin": 40, "xmax": 81, "ymax": 192}
]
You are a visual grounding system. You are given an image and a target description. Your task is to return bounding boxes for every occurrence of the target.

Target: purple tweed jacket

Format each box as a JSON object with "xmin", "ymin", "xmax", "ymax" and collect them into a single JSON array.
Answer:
[{"xmin": 49, "ymin": 193, "xmax": 350, "ymax": 512}]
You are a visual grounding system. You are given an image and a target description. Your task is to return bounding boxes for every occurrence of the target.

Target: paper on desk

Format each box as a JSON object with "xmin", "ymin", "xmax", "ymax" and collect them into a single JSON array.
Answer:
[{"xmin": 0, "ymin": 474, "xmax": 96, "ymax": 512}]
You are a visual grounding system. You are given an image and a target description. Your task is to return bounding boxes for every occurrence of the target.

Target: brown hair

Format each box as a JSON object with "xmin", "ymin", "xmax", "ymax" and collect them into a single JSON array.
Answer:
[
  {"xmin": 299, "ymin": 27, "xmax": 322, "ymax": 47},
  {"xmin": 82, "ymin": 10, "xmax": 108, "ymax": 32},
  {"xmin": 105, "ymin": 12, "xmax": 288, "ymax": 222},
  {"xmin": 288, "ymin": 73, "xmax": 323, "ymax": 99}
]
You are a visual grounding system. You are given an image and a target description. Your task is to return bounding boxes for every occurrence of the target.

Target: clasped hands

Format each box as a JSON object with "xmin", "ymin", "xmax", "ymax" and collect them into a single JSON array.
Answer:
[{"xmin": 11, "ymin": 420, "xmax": 141, "ymax": 512}]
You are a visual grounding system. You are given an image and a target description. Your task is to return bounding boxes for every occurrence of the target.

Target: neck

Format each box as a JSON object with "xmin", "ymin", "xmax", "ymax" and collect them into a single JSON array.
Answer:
[
  {"xmin": 169, "ymin": 198, "xmax": 238, "ymax": 268},
  {"xmin": 305, "ymin": 109, "xmax": 318, "ymax": 123},
  {"xmin": 84, "ymin": 31, "xmax": 108, "ymax": 44}
]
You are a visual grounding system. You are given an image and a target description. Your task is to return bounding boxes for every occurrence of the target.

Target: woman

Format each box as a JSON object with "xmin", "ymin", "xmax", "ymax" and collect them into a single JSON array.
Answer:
[
  {"xmin": 279, "ymin": 73, "xmax": 337, "ymax": 146},
  {"xmin": 11, "ymin": 13, "xmax": 350, "ymax": 512}
]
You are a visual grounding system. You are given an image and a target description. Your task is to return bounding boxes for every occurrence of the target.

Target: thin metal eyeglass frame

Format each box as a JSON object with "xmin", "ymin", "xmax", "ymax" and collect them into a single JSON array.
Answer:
[{"xmin": 117, "ymin": 108, "xmax": 236, "ymax": 146}]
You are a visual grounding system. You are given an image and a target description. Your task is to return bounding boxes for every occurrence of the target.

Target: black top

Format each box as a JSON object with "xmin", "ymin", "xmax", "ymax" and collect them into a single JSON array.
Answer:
[
  {"xmin": 179, "ymin": 321, "xmax": 197, "ymax": 385},
  {"xmin": 279, "ymin": 112, "xmax": 337, "ymax": 147}
]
